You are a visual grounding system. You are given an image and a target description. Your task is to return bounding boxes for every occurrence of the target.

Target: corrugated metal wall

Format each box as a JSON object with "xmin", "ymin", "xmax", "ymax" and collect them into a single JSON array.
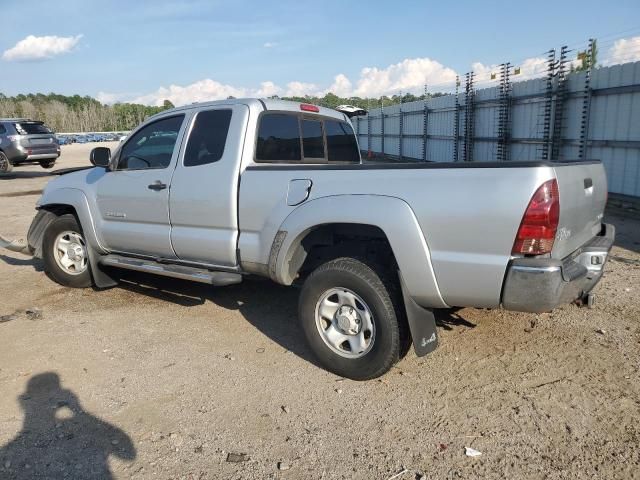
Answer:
[{"xmin": 353, "ymin": 61, "xmax": 640, "ymax": 197}]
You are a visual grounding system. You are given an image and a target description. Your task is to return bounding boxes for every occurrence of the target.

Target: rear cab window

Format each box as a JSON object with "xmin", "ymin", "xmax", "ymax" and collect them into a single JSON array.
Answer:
[
  {"xmin": 14, "ymin": 122, "xmax": 52, "ymax": 135},
  {"xmin": 184, "ymin": 109, "xmax": 232, "ymax": 167},
  {"xmin": 255, "ymin": 112, "xmax": 359, "ymax": 164},
  {"xmin": 256, "ymin": 114, "xmax": 301, "ymax": 161}
]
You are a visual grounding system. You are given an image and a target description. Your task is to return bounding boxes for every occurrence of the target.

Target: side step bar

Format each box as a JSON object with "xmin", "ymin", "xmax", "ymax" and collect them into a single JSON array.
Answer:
[{"xmin": 99, "ymin": 254, "xmax": 242, "ymax": 286}]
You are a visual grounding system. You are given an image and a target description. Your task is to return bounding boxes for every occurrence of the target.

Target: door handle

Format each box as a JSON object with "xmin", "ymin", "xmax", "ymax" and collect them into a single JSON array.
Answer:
[{"xmin": 148, "ymin": 181, "xmax": 167, "ymax": 191}]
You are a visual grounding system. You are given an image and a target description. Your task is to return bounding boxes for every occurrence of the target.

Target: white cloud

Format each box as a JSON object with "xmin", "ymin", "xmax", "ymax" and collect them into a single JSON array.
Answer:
[
  {"xmin": 2, "ymin": 34, "xmax": 83, "ymax": 61},
  {"xmin": 255, "ymin": 81, "xmax": 282, "ymax": 97},
  {"xmin": 132, "ymin": 79, "xmax": 250, "ymax": 106},
  {"xmin": 348, "ymin": 58, "xmax": 457, "ymax": 97},
  {"xmin": 604, "ymin": 36, "xmax": 640, "ymax": 66},
  {"xmin": 472, "ymin": 56, "xmax": 548, "ymax": 84},
  {"xmin": 263, "ymin": 42, "xmax": 278, "ymax": 48},
  {"xmin": 96, "ymin": 91, "xmax": 134, "ymax": 104},
  {"xmin": 284, "ymin": 81, "xmax": 320, "ymax": 97},
  {"xmin": 326, "ymin": 74, "xmax": 353, "ymax": 97},
  {"xmin": 108, "ymin": 44, "xmax": 640, "ymax": 107}
]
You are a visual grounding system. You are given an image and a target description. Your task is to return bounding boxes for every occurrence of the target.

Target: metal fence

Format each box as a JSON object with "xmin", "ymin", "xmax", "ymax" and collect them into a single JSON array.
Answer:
[{"xmin": 353, "ymin": 61, "xmax": 640, "ymax": 198}]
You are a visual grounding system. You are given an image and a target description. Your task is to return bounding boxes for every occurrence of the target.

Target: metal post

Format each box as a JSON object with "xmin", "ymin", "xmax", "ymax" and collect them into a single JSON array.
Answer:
[
  {"xmin": 367, "ymin": 99, "xmax": 371, "ymax": 157},
  {"xmin": 453, "ymin": 76, "xmax": 460, "ymax": 161},
  {"xmin": 551, "ymin": 46, "xmax": 568, "ymax": 161},
  {"xmin": 463, "ymin": 72, "xmax": 475, "ymax": 162},
  {"xmin": 380, "ymin": 98, "xmax": 385, "ymax": 157},
  {"xmin": 422, "ymin": 84, "xmax": 428, "ymax": 162},
  {"xmin": 398, "ymin": 91, "xmax": 403, "ymax": 161},
  {"xmin": 539, "ymin": 49, "xmax": 555, "ymax": 160},
  {"xmin": 497, "ymin": 63, "xmax": 512, "ymax": 162},
  {"xmin": 579, "ymin": 39, "xmax": 595, "ymax": 159}
]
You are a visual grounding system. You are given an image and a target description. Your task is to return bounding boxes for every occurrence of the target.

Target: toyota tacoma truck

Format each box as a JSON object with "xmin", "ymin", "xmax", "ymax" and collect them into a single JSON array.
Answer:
[{"xmin": 25, "ymin": 98, "xmax": 614, "ymax": 380}]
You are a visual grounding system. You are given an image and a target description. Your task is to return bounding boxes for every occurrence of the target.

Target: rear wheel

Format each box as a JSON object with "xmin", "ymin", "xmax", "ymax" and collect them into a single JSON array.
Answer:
[
  {"xmin": 0, "ymin": 152, "xmax": 13, "ymax": 174},
  {"xmin": 298, "ymin": 257, "xmax": 403, "ymax": 380},
  {"xmin": 42, "ymin": 214, "xmax": 93, "ymax": 288},
  {"xmin": 39, "ymin": 160, "xmax": 56, "ymax": 169}
]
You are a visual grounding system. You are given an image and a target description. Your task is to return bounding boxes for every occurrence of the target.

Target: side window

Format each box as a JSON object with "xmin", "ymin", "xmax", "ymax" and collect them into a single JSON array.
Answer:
[
  {"xmin": 117, "ymin": 115, "xmax": 184, "ymax": 170},
  {"xmin": 184, "ymin": 109, "xmax": 232, "ymax": 167},
  {"xmin": 325, "ymin": 120, "xmax": 360, "ymax": 163},
  {"xmin": 256, "ymin": 114, "xmax": 301, "ymax": 162},
  {"xmin": 301, "ymin": 119, "xmax": 325, "ymax": 159}
]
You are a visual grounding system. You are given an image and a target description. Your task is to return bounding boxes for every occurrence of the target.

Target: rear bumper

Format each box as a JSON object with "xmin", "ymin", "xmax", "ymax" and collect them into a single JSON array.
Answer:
[
  {"xmin": 3, "ymin": 142, "xmax": 59, "ymax": 163},
  {"xmin": 501, "ymin": 223, "xmax": 615, "ymax": 313}
]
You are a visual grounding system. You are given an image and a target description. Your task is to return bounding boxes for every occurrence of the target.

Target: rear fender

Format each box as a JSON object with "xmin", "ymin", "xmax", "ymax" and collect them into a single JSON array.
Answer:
[{"xmin": 272, "ymin": 195, "xmax": 448, "ymax": 309}]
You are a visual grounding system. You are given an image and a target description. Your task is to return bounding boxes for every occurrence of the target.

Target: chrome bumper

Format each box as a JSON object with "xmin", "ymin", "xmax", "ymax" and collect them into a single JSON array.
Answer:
[{"xmin": 501, "ymin": 223, "xmax": 615, "ymax": 313}]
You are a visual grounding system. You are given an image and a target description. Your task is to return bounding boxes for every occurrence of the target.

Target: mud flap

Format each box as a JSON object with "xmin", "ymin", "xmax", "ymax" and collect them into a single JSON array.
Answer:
[{"xmin": 399, "ymin": 272, "xmax": 439, "ymax": 356}]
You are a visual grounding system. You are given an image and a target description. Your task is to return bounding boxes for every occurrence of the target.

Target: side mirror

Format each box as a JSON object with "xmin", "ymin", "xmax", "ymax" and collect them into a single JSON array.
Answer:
[{"xmin": 90, "ymin": 147, "xmax": 111, "ymax": 168}]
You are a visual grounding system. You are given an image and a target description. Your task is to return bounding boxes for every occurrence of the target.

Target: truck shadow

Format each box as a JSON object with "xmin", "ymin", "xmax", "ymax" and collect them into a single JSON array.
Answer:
[
  {"xmin": 113, "ymin": 272, "xmax": 320, "ymax": 366},
  {"xmin": 0, "ymin": 171, "xmax": 53, "ymax": 180},
  {"xmin": 0, "ymin": 372, "xmax": 136, "ymax": 479},
  {"xmin": 0, "ymin": 254, "xmax": 43, "ymax": 271},
  {"xmin": 112, "ymin": 271, "xmax": 477, "ymax": 367},
  {"xmin": 608, "ymin": 213, "xmax": 640, "ymax": 255}
]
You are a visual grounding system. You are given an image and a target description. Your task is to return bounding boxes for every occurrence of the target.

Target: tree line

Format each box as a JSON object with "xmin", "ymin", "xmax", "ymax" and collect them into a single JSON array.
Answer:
[
  {"xmin": 0, "ymin": 91, "xmax": 445, "ymax": 133},
  {"xmin": 0, "ymin": 93, "xmax": 175, "ymax": 133}
]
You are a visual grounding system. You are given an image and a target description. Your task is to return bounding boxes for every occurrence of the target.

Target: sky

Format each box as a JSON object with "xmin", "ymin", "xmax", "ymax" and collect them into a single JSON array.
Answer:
[{"xmin": 1, "ymin": 0, "xmax": 639, "ymax": 106}]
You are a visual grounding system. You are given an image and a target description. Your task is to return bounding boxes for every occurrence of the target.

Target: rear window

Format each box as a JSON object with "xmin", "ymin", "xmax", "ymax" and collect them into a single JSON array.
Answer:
[
  {"xmin": 184, "ymin": 109, "xmax": 232, "ymax": 167},
  {"xmin": 325, "ymin": 120, "xmax": 360, "ymax": 163},
  {"xmin": 256, "ymin": 114, "xmax": 301, "ymax": 161},
  {"xmin": 301, "ymin": 119, "xmax": 325, "ymax": 159},
  {"xmin": 14, "ymin": 122, "xmax": 51, "ymax": 135}
]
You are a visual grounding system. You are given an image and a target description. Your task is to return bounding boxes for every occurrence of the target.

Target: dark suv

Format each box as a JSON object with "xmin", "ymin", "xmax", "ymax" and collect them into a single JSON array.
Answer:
[{"xmin": 0, "ymin": 118, "xmax": 60, "ymax": 173}]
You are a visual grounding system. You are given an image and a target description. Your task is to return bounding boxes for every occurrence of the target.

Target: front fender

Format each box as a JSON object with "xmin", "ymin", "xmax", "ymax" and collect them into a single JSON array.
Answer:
[
  {"xmin": 36, "ymin": 187, "xmax": 105, "ymax": 253},
  {"xmin": 273, "ymin": 195, "xmax": 448, "ymax": 309}
]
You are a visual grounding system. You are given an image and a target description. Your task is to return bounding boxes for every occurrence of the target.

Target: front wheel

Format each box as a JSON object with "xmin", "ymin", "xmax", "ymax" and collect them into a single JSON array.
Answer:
[
  {"xmin": 0, "ymin": 152, "xmax": 13, "ymax": 174},
  {"xmin": 42, "ymin": 214, "xmax": 93, "ymax": 288},
  {"xmin": 298, "ymin": 257, "xmax": 403, "ymax": 380}
]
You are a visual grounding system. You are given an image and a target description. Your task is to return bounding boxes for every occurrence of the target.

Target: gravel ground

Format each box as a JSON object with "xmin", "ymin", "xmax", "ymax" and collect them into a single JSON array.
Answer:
[{"xmin": 0, "ymin": 144, "xmax": 639, "ymax": 479}]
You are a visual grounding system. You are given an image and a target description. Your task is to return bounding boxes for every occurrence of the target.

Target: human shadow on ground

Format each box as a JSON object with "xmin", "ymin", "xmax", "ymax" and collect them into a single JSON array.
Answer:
[{"xmin": 0, "ymin": 372, "xmax": 135, "ymax": 479}]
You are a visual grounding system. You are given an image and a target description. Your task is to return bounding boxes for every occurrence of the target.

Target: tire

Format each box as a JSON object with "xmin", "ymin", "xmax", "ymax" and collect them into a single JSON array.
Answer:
[
  {"xmin": 42, "ymin": 214, "xmax": 93, "ymax": 288},
  {"xmin": 39, "ymin": 160, "xmax": 56, "ymax": 169},
  {"xmin": 298, "ymin": 257, "xmax": 403, "ymax": 380},
  {"xmin": 0, "ymin": 151, "xmax": 13, "ymax": 174}
]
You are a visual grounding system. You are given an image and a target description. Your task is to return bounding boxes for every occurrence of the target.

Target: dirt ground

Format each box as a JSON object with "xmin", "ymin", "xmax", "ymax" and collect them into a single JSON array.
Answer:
[{"xmin": 0, "ymin": 144, "xmax": 639, "ymax": 479}]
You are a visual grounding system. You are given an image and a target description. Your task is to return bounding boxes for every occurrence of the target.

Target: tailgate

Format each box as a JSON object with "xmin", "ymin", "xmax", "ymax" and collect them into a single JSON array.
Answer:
[{"xmin": 552, "ymin": 161, "xmax": 607, "ymax": 259}]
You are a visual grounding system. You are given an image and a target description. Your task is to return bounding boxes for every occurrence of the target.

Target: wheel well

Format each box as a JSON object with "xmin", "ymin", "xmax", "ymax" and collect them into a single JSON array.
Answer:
[
  {"xmin": 289, "ymin": 223, "xmax": 397, "ymax": 283},
  {"xmin": 40, "ymin": 204, "xmax": 78, "ymax": 218}
]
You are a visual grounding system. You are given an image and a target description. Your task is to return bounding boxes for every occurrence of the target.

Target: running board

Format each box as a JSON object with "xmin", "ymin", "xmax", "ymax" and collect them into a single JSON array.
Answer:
[{"xmin": 99, "ymin": 254, "xmax": 242, "ymax": 286}]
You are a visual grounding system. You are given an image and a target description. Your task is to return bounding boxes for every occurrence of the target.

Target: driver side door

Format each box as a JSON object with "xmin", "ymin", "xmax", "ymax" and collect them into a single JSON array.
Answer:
[{"xmin": 95, "ymin": 114, "xmax": 188, "ymax": 258}]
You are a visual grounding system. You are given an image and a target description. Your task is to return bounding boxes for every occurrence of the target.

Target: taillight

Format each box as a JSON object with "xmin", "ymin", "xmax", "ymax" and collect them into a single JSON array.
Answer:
[
  {"xmin": 512, "ymin": 179, "xmax": 559, "ymax": 255},
  {"xmin": 300, "ymin": 103, "xmax": 319, "ymax": 113}
]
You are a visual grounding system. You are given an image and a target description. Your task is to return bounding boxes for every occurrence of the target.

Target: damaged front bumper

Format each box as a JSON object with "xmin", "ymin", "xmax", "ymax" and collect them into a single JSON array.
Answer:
[{"xmin": 501, "ymin": 223, "xmax": 615, "ymax": 313}]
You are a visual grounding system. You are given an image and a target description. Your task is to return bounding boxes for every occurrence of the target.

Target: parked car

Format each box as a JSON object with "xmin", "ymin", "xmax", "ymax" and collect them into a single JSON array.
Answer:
[
  {"xmin": 56, "ymin": 135, "xmax": 70, "ymax": 145},
  {"xmin": 0, "ymin": 118, "xmax": 60, "ymax": 173},
  {"xmin": 335, "ymin": 104, "xmax": 368, "ymax": 117},
  {"xmin": 26, "ymin": 99, "xmax": 614, "ymax": 380},
  {"xmin": 75, "ymin": 135, "xmax": 88, "ymax": 144}
]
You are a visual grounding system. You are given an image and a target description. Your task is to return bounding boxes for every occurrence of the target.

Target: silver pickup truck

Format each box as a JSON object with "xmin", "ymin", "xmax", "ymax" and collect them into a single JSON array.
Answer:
[{"xmin": 26, "ymin": 98, "xmax": 614, "ymax": 380}]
